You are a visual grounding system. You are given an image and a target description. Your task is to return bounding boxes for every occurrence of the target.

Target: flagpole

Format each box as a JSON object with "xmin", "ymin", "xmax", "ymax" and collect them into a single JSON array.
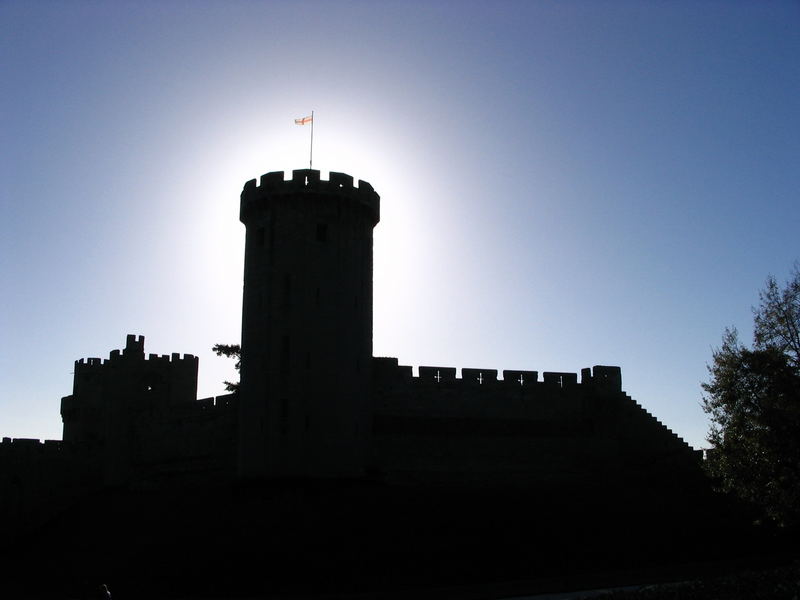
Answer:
[{"xmin": 309, "ymin": 110, "xmax": 314, "ymax": 169}]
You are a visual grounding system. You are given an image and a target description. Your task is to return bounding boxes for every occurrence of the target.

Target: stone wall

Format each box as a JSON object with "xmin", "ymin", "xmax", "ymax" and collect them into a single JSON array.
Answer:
[{"xmin": 371, "ymin": 357, "xmax": 698, "ymax": 485}]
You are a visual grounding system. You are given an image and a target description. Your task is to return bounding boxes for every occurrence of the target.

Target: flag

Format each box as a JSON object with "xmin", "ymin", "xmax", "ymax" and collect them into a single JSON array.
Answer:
[{"xmin": 295, "ymin": 115, "xmax": 313, "ymax": 125}]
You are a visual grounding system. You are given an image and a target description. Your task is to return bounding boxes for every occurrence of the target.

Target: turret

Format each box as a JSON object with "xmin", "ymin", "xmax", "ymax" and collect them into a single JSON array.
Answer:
[
  {"xmin": 60, "ymin": 334, "xmax": 199, "ymax": 485},
  {"xmin": 238, "ymin": 170, "xmax": 380, "ymax": 478}
]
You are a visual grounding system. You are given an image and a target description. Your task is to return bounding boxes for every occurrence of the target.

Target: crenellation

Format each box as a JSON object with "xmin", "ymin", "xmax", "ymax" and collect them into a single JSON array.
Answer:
[
  {"xmin": 77, "ymin": 341, "xmax": 200, "ymax": 371},
  {"xmin": 398, "ymin": 365, "xmax": 413, "ymax": 380},
  {"xmin": 75, "ymin": 356, "xmax": 107, "ymax": 369},
  {"xmin": 590, "ymin": 365, "xmax": 622, "ymax": 393},
  {"xmin": 375, "ymin": 359, "xmax": 621, "ymax": 394},
  {"xmin": 240, "ymin": 169, "xmax": 380, "ymax": 227},
  {"xmin": 259, "ymin": 171, "xmax": 284, "ymax": 188},
  {"xmin": 461, "ymin": 368, "xmax": 498, "ymax": 385},
  {"xmin": 292, "ymin": 168, "xmax": 320, "ymax": 186},
  {"xmin": 10, "ymin": 438, "xmax": 41, "ymax": 446},
  {"xmin": 329, "ymin": 171, "xmax": 353, "ymax": 189},
  {"xmin": 123, "ymin": 334, "xmax": 145, "ymax": 358},
  {"xmin": 373, "ymin": 358, "xmax": 413, "ymax": 382},
  {"xmin": 418, "ymin": 366, "xmax": 457, "ymax": 383},
  {"xmin": 502, "ymin": 370, "xmax": 538, "ymax": 385},
  {"xmin": 0, "ymin": 436, "xmax": 73, "ymax": 479},
  {"xmin": 0, "ymin": 438, "xmax": 63, "ymax": 452},
  {"xmin": 543, "ymin": 372, "xmax": 578, "ymax": 388}
]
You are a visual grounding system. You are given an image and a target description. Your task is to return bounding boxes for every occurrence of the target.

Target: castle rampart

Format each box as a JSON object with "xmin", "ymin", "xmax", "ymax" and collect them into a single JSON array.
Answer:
[
  {"xmin": 370, "ymin": 358, "xmax": 695, "ymax": 485},
  {"xmin": 373, "ymin": 358, "xmax": 622, "ymax": 392},
  {"xmin": 240, "ymin": 169, "xmax": 380, "ymax": 226}
]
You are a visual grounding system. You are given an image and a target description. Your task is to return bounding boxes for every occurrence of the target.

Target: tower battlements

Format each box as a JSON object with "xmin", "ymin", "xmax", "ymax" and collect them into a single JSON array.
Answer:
[
  {"xmin": 73, "ymin": 334, "xmax": 198, "ymax": 372},
  {"xmin": 240, "ymin": 169, "xmax": 380, "ymax": 225}
]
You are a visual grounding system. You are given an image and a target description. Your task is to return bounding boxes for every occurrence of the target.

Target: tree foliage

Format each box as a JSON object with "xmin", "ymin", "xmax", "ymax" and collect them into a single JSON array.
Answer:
[
  {"xmin": 753, "ymin": 265, "xmax": 800, "ymax": 367},
  {"xmin": 212, "ymin": 343, "xmax": 241, "ymax": 393},
  {"xmin": 703, "ymin": 264, "xmax": 800, "ymax": 525}
]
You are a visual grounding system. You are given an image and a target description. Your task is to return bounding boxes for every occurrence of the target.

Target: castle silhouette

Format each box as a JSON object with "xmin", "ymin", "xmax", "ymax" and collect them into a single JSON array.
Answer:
[{"xmin": 1, "ymin": 169, "xmax": 700, "ymax": 533}]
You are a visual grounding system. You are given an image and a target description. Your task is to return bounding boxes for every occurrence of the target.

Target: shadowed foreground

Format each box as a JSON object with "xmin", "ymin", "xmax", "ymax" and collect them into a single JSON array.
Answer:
[{"xmin": 2, "ymin": 476, "xmax": 795, "ymax": 599}]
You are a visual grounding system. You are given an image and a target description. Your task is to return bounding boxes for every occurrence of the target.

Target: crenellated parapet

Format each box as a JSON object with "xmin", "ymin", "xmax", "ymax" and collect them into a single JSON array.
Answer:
[
  {"xmin": 371, "ymin": 357, "xmax": 697, "ymax": 482},
  {"xmin": 240, "ymin": 169, "xmax": 380, "ymax": 226},
  {"xmin": 0, "ymin": 437, "xmax": 63, "ymax": 456},
  {"xmin": 73, "ymin": 334, "xmax": 198, "ymax": 374},
  {"xmin": 373, "ymin": 357, "xmax": 621, "ymax": 393}
]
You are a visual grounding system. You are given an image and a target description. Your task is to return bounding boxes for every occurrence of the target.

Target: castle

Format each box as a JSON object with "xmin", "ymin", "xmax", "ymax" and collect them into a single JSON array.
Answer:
[{"xmin": 1, "ymin": 169, "xmax": 700, "ymax": 536}]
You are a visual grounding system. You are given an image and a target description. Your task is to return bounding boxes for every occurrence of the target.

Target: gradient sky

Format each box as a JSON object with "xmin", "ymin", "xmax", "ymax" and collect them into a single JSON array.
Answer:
[{"xmin": 2, "ymin": 1, "xmax": 799, "ymax": 449}]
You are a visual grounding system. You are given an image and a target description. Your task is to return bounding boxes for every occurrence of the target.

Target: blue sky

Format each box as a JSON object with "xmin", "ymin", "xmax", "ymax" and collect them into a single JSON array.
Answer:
[{"xmin": 2, "ymin": 1, "xmax": 798, "ymax": 449}]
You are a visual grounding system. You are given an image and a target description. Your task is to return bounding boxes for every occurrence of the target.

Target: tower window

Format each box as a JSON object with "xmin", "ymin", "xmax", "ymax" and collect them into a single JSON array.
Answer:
[
  {"xmin": 268, "ymin": 220, "xmax": 275, "ymax": 265},
  {"xmin": 256, "ymin": 227, "xmax": 265, "ymax": 247},
  {"xmin": 280, "ymin": 398, "xmax": 288, "ymax": 435},
  {"xmin": 281, "ymin": 335, "xmax": 290, "ymax": 355},
  {"xmin": 316, "ymin": 223, "xmax": 328, "ymax": 242},
  {"xmin": 282, "ymin": 273, "xmax": 292, "ymax": 309}
]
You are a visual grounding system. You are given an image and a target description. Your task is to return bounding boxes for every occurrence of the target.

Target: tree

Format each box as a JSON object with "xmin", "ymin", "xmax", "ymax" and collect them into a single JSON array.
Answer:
[
  {"xmin": 212, "ymin": 343, "xmax": 241, "ymax": 393},
  {"xmin": 702, "ymin": 264, "xmax": 800, "ymax": 526},
  {"xmin": 753, "ymin": 264, "xmax": 800, "ymax": 367}
]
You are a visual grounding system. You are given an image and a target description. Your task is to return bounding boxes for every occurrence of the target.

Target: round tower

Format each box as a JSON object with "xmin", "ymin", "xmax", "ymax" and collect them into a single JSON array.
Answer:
[{"xmin": 237, "ymin": 169, "xmax": 380, "ymax": 478}]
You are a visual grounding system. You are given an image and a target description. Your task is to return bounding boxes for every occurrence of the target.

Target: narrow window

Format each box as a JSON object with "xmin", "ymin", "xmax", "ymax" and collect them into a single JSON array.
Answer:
[
  {"xmin": 316, "ymin": 223, "xmax": 328, "ymax": 242},
  {"xmin": 268, "ymin": 220, "xmax": 275, "ymax": 265},
  {"xmin": 256, "ymin": 227, "xmax": 265, "ymax": 247},
  {"xmin": 280, "ymin": 398, "xmax": 288, "ymax": 435},
  {"xmin": 283, "ymin": 273, "xmax": 291, "ymax": 309},
  {"xmin": 280, "ymin": 335, "xmax": 291, "ymax": 372}
]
